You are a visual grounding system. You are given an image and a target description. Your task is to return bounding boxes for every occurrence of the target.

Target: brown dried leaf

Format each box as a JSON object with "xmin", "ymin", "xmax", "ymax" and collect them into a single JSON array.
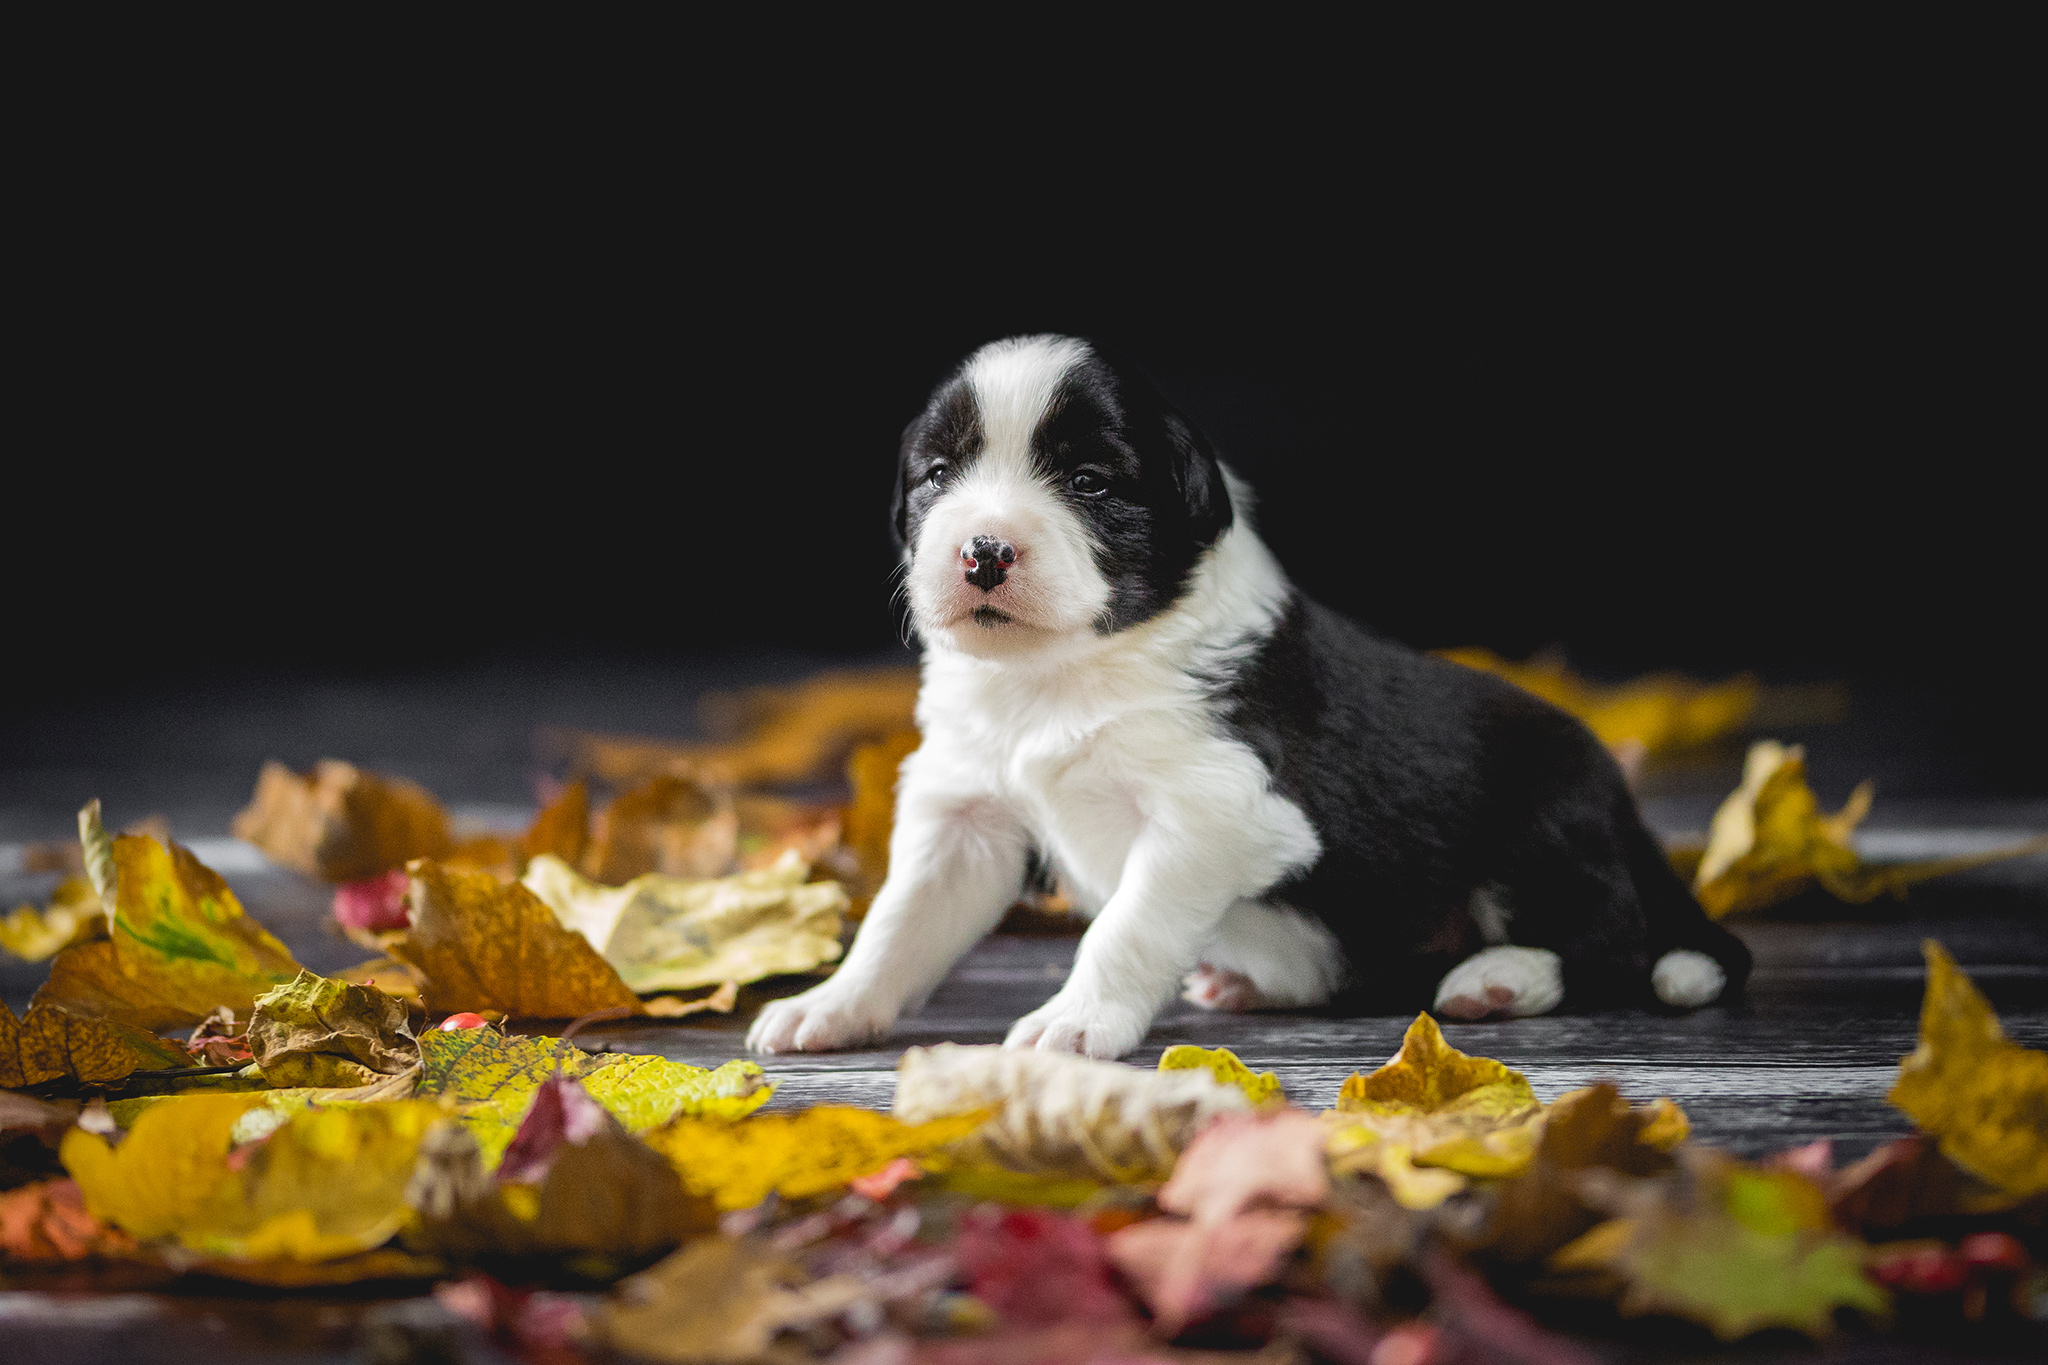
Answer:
[
  {"xmin": 0, "ymin": 1178, "xmax": 137, "ymax": 1262},
  {"xmin": 583, "ymin": 775, "xmax": 737, "ymax": 883},
  {"xmin": 841, "ymin": 729, "xmax": 919, "ymax": 916},
  {"xmin": 520, "ymin": 779, "xmax": 589, "ymax": 867},
  {"xmin": 232, "ymin": 759, "xmax": 452, "ymax": 882},
  {"xmin": 1, "ymin": 1000, "xmax": 192, "ymax": 1089},
  {"xmin": 246, "ymin": 971, "xmax": 419, "ymax": 1088},
  {"xmin": 593, "ymin": 1235, "xmax": 868, "ymax": 1363},
  {"xmin": 388, "ymin": 860, "xmax": 642, "ymax": 1019}
]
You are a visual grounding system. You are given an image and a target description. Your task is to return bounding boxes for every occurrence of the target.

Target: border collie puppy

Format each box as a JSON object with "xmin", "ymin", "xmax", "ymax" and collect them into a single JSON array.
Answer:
[{"xmin": 749, "ymin": 335, "xmax": 1751, "ymax": 1059}]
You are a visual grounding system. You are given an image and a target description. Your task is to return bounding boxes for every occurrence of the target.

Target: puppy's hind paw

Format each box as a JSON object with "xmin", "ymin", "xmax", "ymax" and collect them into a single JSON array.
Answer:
[
  {"xmin": 1182, "ymin": 963, "xmax": 1264, "ymax": 1012},
  {"xmin": 1652, "ymin": 949, "xmax": 1726, "ymax": 1008},
  {"xmin": 745, "ymin": 984, "xmax": 894, "ymax": 1054},
  {"xmin": 1434, "ymin": 946, "xmax": 1564, "ymax": 1020}
]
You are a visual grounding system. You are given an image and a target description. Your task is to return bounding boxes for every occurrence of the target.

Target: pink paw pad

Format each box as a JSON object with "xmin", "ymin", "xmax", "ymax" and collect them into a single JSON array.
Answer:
[
  {"xmin": 1437, "ymin": 985, "xmax": 1517, "ymax": 1020},
  {"xmin": 1181, "ymin": 964, "xmax": 1264, "ymax": 1012}
]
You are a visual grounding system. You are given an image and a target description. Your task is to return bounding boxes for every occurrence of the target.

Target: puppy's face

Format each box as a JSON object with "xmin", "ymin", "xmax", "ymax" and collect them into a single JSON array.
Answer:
[{"xmin": 894, "ymin": 336, "xmax": 1233, "ymax": 658}]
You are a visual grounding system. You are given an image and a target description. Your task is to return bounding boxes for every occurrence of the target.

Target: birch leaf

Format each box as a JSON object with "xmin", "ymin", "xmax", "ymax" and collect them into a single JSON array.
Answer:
[
  {"xmin": 644, "ymin": 1106, "xmax": 986, "ymax": 1211},
  {"xmin": 34, "ymin": 810, "xmax": 303, "ymax": 1031},
  {"xmin": 1888, "ymin": 940, "xmax": 2048, "ymax": 1198},
  {"xmin": 1, "ymin": 1000, "xmax": 192, "ymax": 1087},
  {"xmin": 1158, "ymin": 1044, "xmax": 1283, "ymax": 1107},
  {"xmin": 389, "ymin": 859, "xmax": 642, "ymax": 1018},
  {"xmin": 892, "ymin": 1042, "xmax": 1249, "ymax": 1183},
  {"xmin": 522, "ymin": 851, "xmax": 846, "ymax": 993}
]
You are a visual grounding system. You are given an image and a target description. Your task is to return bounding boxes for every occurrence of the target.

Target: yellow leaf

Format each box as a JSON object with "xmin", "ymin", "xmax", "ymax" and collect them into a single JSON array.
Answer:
[
  {"xmin": 62, "ymin": 1093, "xmax": 445, "ymax": 1261},
  {"xmin": 841, "ymin": 729, "xmax": 920, "ymax": 917},
  {"xmin": 1158, "ymin": 1045, "xmax": 1284, "ymax": 1107},
  {"xmin": 1888, "ymin": 940, "xmax": 2048, "ymax": 1198},
  {"xmin": 232, "ymin": 759, "xmax": 453, "ymax": 882},
  {"xmin": 389, "ymin": 859, "xmax": 643, "ymax": 1018},
  {"xmin": 1326, "ymin": 1013, "xmax": 1546, "ymax": 1208},
  {"xmin": 1436, "ymin": 649, "xmax": 1758, "ymax": 758},
  {"xmin": 0, "ymin": 999, "xmax": 192, "ymax": 1087},
  {"xmin": 246, "ymin": 971, "xmax": 419, "ymax": 1089},
  {"xmin": 891, "ymin": 1042, "xmax": 1250, "ymax": 1183},
  {"xmin": 1, "ymin": 876, "xmax": 105, "ymax": 962},
  {"xmin": 644, "ymin": 1106, "xmax": 988, "ymax": 1210},
  {"xmin": 33, "ymin": 809, "xmax": 304, "ymax": 1031},
  {"xmin": 522, "ymin": 851, "xmax": 846, "ymax": 993},
  {"xmin": 413, "ymin": 1027, "xmax": 770, "ymax": 1170}
]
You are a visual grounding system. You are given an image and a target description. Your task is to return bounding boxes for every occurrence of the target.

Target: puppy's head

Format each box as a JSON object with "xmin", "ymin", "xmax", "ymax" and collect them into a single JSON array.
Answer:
[{"xmin": 894, "ymin": 335, "xmax": 1232, "ymax": 658}]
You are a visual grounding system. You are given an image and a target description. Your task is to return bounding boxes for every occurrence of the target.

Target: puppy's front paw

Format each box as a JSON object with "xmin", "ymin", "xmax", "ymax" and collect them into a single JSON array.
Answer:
[
  {"xmin": 1003, "ymin": 989, "xmax": 1150, "ymax": 1060},
  {"xmin": 1434, "ymin": 946, "xmax": 1564, "ymax": 1020},
  {"xmin": 746, "ymin": 982, "xmax": 895, "ymax": 1054}
]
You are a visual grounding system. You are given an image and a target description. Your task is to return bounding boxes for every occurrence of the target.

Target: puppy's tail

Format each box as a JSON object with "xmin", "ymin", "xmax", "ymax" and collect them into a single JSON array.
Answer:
[{"xmin": 1623, "ymin": 815, "xmax": 1753, "ymax": 1007}]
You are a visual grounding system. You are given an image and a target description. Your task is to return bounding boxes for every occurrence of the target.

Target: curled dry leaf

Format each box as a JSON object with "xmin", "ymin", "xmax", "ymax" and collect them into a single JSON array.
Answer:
[
  {"xmin": 1888, "ymin": 939, "xmax": 2048, "ymax": 1199},
  {"xmin": 1436, "ymin": 649, "xmax": 1758, "ymax": 759},
  {"xmin": 643, "ymin": 1106, "xmax": 987, "ymax": 1211},
  {"xmin": 1157, "ymin": 1044, "xmax": 1284, "ymax": 1108},
  {"xmin": 35, "ymin": 805, "xmax": 304, "ymax": 1031},
  {"xmin": 1326, "ymin": 1013, "xmax": 1547, "ymax": 1209},
  {"xmin": 2, "ymin": 999, "xmax": 193, "ymax": 1087},
  {"xmin": 390, "ymin": 859, "xmax": 643, "ymax": 1019},
  {"xmin": 892, "ymin": 1042, "xmax": 1250, "ymax": 1183},
  {"xmin": 233, "ymin": 759, "xmax": 453, "ymax": 882},
  {"xmin": 1543, "ymin": 1150, "xmax": 1885, "ymax": 1341},
  {"xmin": 246, "ymin": 971, "xmax": 420, "ymax": 1089},
  {"xmin": 523, "ymin": 850, "xmax": 847, "ymax": 993},
  {"xmin": 1, "ymin": 875, "xmax": 106, "ymax": 963},
  {"xmin": 63, "ymin": 1092, "xmax": 445, "ymax": 1261},
  {"xmin": 583, "ymin": 776, "xmax": 738, "ymax": 884}
]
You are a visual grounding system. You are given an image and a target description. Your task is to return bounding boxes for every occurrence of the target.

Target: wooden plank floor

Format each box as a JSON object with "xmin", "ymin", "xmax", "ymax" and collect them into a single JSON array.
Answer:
[{"xmin": 3, "ymin": 663, "xmax": 2045, "ymax": 1361}]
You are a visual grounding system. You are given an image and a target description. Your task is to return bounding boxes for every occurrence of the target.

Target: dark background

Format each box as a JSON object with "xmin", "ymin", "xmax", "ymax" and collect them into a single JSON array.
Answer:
[{"xmin": 10, "ymin": 70, "xmax": 2039, "ymax": 794}]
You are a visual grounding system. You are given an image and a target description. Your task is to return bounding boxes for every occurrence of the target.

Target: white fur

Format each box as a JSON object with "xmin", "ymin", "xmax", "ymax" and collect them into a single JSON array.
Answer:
[
  {"xmin": 1470, "ymin": 882, "xmax": 1514, "ymax": 946},
  {"xmin": 1185, "ymin": 899, "xmax": 1345, "ymax": 1010},
  {"xmin": 1652, "ymin": 948, "xmax": 1726, "ymax": 1008},
  {"xmin": 750, "ymin": 338, "xmax": 1321, "ymax": 1059},
  {"xmin": 1433, "ymin": 945, "xmax": 1564, "ymax": 1019}
]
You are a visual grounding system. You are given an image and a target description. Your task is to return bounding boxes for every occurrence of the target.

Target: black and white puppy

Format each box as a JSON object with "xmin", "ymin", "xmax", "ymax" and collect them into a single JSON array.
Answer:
[{"xmin": 748, "ymin": 335, "xmax": 1752, "ymax": 1059}]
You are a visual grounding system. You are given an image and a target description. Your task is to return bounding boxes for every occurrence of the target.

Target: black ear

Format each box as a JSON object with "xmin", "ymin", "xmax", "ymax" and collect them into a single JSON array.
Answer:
[
  {"xmin": 1163, "ymin": 410, "xmax": 1233, "ymax": 547},
  {"xmin": 889, "ymin": 416, "xmax": 920, "ymax": 550}
]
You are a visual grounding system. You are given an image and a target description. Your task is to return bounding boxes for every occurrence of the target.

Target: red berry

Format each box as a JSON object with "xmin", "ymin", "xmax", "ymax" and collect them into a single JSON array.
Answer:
[
  {"xmin": 438, "ymin": 1012, "xmax": 489, "ymax": 1030},
  {"xmin": 1958, "ymin": 1232, "xmax": 2029, "ymax": 1275}
]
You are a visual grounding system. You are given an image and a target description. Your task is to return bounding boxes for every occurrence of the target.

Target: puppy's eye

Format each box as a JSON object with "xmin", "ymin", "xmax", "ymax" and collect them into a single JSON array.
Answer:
[
  {"xmin": 1068, "ymin": 470, "xmax": 1109, "ymax": 496},
  {"xmin": 926, "ymin": 462, "xmax": 951, "ymax": 489}
]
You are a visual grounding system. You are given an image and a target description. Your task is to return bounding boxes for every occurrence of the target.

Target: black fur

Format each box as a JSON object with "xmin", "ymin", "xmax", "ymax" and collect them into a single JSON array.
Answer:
[{"xmin": 1212, "ymin": 594, "xmax": 1753, "ymax": 1010}]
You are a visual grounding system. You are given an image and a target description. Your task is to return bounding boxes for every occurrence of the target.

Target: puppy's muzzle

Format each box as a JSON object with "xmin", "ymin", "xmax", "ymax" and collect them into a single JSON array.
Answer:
[{"xmin": 960, "ymin": 535, "xmax": 1017, "ymax": 592}]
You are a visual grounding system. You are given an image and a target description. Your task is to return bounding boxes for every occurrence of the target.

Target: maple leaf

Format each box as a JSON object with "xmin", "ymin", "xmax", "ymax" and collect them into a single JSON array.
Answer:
[
  {"xmin": 1436, "ymin": 648, "xmax": 1759, "ymax": 759},
  {"xmin": 1, "ymin": 875, "xmax": 105, "ymax": 963},
  {"xmin": 841, "ymin": 728, "xmax": 920, "ymax": 917},
  {"xmin": 246, "ymin": 971, "xmax": 420, "ymax": 1088},
  {"xmin": 1326, "ymin": 1012, "xmax": 1547, "ymax": 1208},
  {"xmin": 62, "ymin": 1091, "xmax": 446, "ymax": 1261},
  {"xmin": 1, "ymin": 999, "xmax": 193, "ymax": 1087},
  {"xmin": 522, "ymin": 849, "xmax": 847, "ymax": 993},
  {"xmin": 1157, "ymin": 1044, "xmax": 1284, "ymax": 1107},
  {"xmin": 389, "ymin": 858, "xmax": 643, "ymax": 1018},
  {"xmin": 233, "ymin": 759, "xmax": 454, "ymax": 881},
  {"xmin": 891, "ymin": 1043, "xmax": 1250, "ymax": 1183},
  {"xmin": 1693, "ymin": 742, "xmax": 2048, "ymax": 917},
  {"xmin": 1540, "ymin": 1149, "xmax": 1885, "ymax": 1341},
  {"xmin": 413, "ymin": 1027, "xmax": 770, "ymax": 1170},
  {"xmin": 33, "ymin": 803, "xmax": 304, "ymax": 1031},
  {"xmin": 1888, "ymin": 939, "xmax": 2048, "ymax": 1199},
  {"xmin": 643, "ymin": 1106, "xmax": 986, "ymax": 1211},
  {"xmin": 0, "ymin": 1178, "xmax": 137, "ymax": 1262}
]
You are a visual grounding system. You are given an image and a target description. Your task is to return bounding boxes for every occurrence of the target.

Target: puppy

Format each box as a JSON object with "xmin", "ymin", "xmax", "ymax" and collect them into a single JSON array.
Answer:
[{"xmin": 748, "ymin": 335, "xmax": 1751, "ymax": 1059}]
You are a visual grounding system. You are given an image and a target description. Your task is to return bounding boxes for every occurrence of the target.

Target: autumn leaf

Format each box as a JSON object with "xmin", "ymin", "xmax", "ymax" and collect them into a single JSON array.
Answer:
[
  {"xmin": 644, "ymin": 1106, "xmax": 986, "ymax": 1210},
  {"xmin": 591, "ymin": 1235, "xmax": 869, "ymax": 1364},
  {"xmin": 583, "ymin": 775, "xmax": 738, "ymax": 884},
  {"xmin": 0, "ymin": 1178, "xmax": 137, "ymax": 1262},
  {"xmin": 233, "ymin": 759, "xmax": 453, "ymax": 882},
  {"xmin": 414, "ymin": 1026, "xmax": 770, "ymax": 1170},
  {"xmin": 0, "ymin": 1000, "xmax": 193, "ymax": 1087},
  {"xmin": 520, "ymin": 778, "xmax": 589, "ymax": 868},
  {"xmin": 389, "ymin": 859, "xmax": 643, "ymax": 1018},
  {"xmin": 1888, "ymin": 940, "xmax": 2048, "ymax": 1199},
  {"xmin": 1, "ymin": 875, "xmax": 105, "ymax": 962},
  {"xmin": 892, "ymin": 1042, "xmax": 1251, "ymax": 1183},
  {"xmin": 1158, "ymin": 1044, "xmax": 1284, "ymax": 1107},
  {"xmin": 1437, "ymin": 649, "xmax": 1758, "ymax": 759},
  {"xmin": 841, "ymin": 728, "xmax": 919, "ymax": 917},
  {"xmin": 1545, "ymin": 1151, "xmax": 1886, "ymax": 1340},
  {"xmin": 1327, "ymin": 1012, "xmax": 1547, "ymax": 1208},
  {"xmin": 333, "ymin": 956, "xmax": 424, "ymax": 1006},
  {"xmin": 62, "ymin": 1092, "xmax": 445, "ymax": 1261},
  {"xmin": 522, "ymin": 850, "xmax": 847, "ymax": 993},
  {"xmin": 246, "ymin": 971, "xmax": 420, "ymax": 1089},
  {"xmin": 34, "ymin": 804, "xmax": 305, "ymax": 1031},
  {"xmin": 958, "ymin": 1206, "xmax": 1138, "ymax": 1327}
]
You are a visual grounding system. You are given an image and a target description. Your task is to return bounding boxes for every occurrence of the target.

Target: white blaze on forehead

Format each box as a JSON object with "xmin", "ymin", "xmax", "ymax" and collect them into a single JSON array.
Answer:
[{"xmin": 961, "ymin": 335, "xmax": 1091, "ymax": 479}]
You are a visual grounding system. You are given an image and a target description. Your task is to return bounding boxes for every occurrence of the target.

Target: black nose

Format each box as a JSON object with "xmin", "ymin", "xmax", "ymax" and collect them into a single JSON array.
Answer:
[{"xmin": 960, "ymin": 535, "xmax": 1016, "ymax": 591}]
